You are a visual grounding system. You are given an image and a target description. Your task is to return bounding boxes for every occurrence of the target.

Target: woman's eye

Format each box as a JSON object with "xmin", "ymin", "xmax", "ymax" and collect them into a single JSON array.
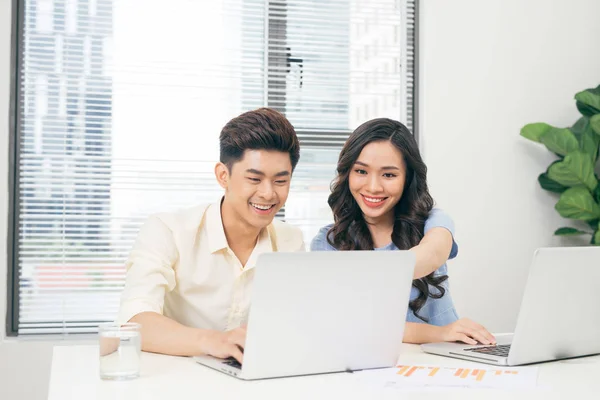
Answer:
[
  {"xmin": 383, "ymin": 173, "xmax": 397, "ymax": 178},
  {"xmin": 354, "ymin": 169, "xmax": 367, "ymax": 175}
]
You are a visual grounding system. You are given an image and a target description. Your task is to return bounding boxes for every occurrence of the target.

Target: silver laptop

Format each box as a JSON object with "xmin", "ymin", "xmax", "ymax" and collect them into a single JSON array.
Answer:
[
  {"xmin": 422, "ymin": 246, "xmax": 600, "ymax": 365},
  {"xmin": 195, "ymin": 251, "xmax": 415, "ymax": 380}
]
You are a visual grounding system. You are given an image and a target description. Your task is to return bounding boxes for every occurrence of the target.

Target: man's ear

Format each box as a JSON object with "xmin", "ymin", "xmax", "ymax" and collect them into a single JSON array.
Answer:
[{"xmin": 214, "ymin": 162, "xmax": 230, "ymax": 189}]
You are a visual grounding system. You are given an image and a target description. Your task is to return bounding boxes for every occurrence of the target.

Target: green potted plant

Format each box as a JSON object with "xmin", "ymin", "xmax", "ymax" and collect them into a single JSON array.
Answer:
[{"xmin": 520, "ymin": 85, "xmax": 600, "ymax": 244}]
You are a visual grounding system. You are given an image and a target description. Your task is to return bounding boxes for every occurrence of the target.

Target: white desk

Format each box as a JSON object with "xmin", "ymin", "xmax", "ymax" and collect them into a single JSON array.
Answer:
[{"xmin": 48, "ymin": 344, "xmax": 599, "ymax": 400}]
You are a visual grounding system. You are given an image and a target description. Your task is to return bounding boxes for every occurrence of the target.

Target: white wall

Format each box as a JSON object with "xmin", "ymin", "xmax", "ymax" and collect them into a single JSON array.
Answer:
[
  {"xmin": 1, "ymin": 0, "xmax": 600, "ymax": 398},
  {"xmin": 420, "ymin": 0, "xmax": 600, "ymax": 333}
]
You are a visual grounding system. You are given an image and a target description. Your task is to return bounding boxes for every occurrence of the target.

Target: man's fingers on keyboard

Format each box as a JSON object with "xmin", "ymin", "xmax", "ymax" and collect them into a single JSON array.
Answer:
[
  {"xmin": 229, "ymin": 345, "xmax": 244, "ymax": 364},
  {"xmin": 228, "ymin": 328, "xmax": 247, "ymax": 350}
]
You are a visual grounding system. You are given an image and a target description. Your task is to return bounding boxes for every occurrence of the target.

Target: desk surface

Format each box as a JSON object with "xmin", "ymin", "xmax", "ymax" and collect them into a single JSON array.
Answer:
[{"xmin": 48, "ymin": 344, "xmax": 599, "ymax": 400}]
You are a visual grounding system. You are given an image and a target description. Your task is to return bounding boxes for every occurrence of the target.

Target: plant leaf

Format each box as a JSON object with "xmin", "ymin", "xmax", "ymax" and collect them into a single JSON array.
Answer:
[
  {"xmin": 547, "ymin": 151, "xmax": 598, "ymax": 191},
  {"xmin": 570, "ymin": 116, "xmax": 599, "ymax": 161},
  {"xmin": 591, "ymin": 114, "xmax": 600, "ymax": 136},
  {"xmin": 575, "ymin": 86, "xmax": 600, "ymax": 116},
  {"xmin": 571, "ymin": 117, "xmax": 588, "ymax": 150},
  {"xmin": 540, "ymin": 128, "xmax": 579, "ymax": 156},
  {"xmin": 593, "ymin": 222, "xmax": 600, "ymax": 245},
  {"xmin": 579, "ymin": 125, "xmax": 600, "ymax": 162},
  {"xmin": 538, "ymin": 173, "xmax": 568, "ymax": 193},
  {"xmin": 555, "ymin": 186, "xmax": 600, "ymax": 221},
  {"xmin": 594, "ymin": 185, "xmax": 600, "ymax": 204},
  {"xmin": 577, "ymin": 101, "xmax": 600, "ymax": 117},
  {"xmin": 554, "ymin": 227, "xmax": 589, "ymax": 236},
  {"xmin": 520, "ymin": 123, "xmax": 552, "ymax": 143},
  {"xmin": 571, "ymin": 116, "xmax": 590, "ymax": 136}
]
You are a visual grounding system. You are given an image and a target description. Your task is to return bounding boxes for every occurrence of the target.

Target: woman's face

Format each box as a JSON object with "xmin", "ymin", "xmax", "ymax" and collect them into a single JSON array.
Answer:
[{"xmin": 348, "ymin": 140, "xmax": 407, "ymax": 225}]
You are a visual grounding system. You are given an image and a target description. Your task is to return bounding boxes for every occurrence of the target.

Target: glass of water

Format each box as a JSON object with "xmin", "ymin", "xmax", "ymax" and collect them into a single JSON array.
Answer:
[{"xmin": 98, "ymin": 322, "xmax": 142, "ymax": 380}]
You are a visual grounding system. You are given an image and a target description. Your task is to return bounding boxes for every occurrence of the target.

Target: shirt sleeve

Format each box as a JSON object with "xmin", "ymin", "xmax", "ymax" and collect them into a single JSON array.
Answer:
[
  {"xmin": 424, "ymin": 208, "xmax": 459, "ymax": 259},
  {"xmin": 117, "ymin": 215, "xmax": 178, "ymax": 325},
  {"xmin": 310, "ymin": 225, "xmax": 338, "ymax": 251}
]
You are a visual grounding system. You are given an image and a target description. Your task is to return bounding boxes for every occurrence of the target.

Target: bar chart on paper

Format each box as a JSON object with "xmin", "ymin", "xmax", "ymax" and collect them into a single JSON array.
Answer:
[{"xmin": 358, "ymin": 365, "xmax": 539, "ymax": 390}]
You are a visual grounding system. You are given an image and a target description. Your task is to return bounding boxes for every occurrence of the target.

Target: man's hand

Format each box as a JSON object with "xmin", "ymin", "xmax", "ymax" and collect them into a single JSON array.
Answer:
[
  {"xmin": 440, "ymin": 318, "xmax": 496, "ymax": 345},
  {"xmin": 199, "ymin": 326, "xmax": 247, "ymax": 363}
]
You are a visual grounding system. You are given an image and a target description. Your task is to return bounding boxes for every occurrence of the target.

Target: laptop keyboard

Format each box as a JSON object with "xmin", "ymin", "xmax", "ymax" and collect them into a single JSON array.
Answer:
[
  {"xmin": 464, "ymin": 344, "xmax": 511, "ymax": 357},
  {"xmin": 222, "ymin": 357, "xmax": 242, "ymax": 369}
]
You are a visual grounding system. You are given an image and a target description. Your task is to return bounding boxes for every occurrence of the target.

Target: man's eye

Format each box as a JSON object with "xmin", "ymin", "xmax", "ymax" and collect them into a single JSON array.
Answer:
[
  {"xmin": 247, "ymin": 177, "xmax": 260, "ymax": 182},
  {"xmin": 275, "ymin": 180, "xmax": 288, "ymax": 185}
]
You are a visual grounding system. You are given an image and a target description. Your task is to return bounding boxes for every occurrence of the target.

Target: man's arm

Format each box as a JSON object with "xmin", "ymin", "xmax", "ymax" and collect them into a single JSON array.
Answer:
[
  {"xmin": 130, "ymin": 312, "xmax": 245, "ymax": 362},
  {"xmin": 118, "ymin": 216, "xmax": 245, "ymax": 362}
]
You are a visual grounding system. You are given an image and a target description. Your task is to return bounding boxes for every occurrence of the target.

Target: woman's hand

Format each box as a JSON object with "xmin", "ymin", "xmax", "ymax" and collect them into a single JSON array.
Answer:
[{"xmin": 440, "ymin": 318, "xmax": 496, "ymax": 345}]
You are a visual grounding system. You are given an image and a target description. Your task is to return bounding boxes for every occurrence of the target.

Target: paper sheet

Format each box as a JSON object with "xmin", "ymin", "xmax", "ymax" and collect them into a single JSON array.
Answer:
[{"xmin": 356, "ymin": 364, "xmax": 539, "ymax": 390}]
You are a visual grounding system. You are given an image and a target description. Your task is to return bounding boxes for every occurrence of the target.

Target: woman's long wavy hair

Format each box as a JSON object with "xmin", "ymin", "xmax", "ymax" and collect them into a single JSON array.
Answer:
[{"xmin": 327, "ymin": 118, "xmax": 448, "ymax": 322}]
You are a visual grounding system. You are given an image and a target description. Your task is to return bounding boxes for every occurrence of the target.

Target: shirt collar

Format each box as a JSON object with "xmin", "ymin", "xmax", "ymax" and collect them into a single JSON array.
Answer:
[
  {"xmin": 205, "ymin": 199, "xmax": 276, "ymax": 262},
  {"xmin": 206, "ymin": 201, "xmax": 229, "ymax": 254}
]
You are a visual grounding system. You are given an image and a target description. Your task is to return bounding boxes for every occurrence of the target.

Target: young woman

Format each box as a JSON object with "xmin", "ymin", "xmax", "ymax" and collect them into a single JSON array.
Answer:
[{"xmin": 311, "ymin": 118, "xmax": 495, "ymax": 345}]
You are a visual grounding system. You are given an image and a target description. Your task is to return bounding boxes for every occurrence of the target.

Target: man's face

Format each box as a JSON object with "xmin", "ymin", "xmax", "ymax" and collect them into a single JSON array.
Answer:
[{"xmin": 216, "ymin": 150, "xmax": 293, "ymax": 230}]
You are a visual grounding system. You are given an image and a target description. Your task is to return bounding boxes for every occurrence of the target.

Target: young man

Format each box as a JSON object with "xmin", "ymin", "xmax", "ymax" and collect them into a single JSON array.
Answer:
[{"xmin": 117, "ymin": 108, "xmax": 304, "ymax": 363}]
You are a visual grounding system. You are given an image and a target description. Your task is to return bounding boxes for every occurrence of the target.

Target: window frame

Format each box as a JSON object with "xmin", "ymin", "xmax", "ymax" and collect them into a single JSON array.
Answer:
[{"xmin": 7, "ymin": 0, "xmax": 25, "ymax": 337}]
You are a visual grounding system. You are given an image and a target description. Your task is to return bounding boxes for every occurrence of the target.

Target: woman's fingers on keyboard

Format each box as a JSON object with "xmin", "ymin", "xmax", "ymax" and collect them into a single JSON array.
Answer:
[
  {"xmin": 443, "ymin": 318, "xmax": 493, "ymax": 345},
  {"xmin": 458, "ymin": 318, "xmax": 495, "ymax": 345}
]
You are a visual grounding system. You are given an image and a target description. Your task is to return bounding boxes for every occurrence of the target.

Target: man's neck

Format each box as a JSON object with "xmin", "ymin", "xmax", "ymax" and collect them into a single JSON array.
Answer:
[{"xmin": 220, "ymin": 199, "xmax": 262, "ymax": 264}]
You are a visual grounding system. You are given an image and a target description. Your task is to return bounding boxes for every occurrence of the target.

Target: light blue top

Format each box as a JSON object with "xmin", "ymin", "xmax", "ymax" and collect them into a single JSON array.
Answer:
[{"xmin": 310, "ymin": 208, "xmax": 459, "ymax": 326}]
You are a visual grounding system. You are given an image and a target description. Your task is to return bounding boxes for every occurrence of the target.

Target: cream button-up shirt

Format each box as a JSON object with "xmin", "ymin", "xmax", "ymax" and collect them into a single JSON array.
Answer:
[{"xmin": 117, "ymin": 201, "xmax": 305, "ymax": 331}]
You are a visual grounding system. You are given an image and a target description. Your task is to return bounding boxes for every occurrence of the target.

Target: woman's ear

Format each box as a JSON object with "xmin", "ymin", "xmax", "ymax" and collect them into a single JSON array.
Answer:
[{"xmin": 214, "ymin": 162, "xmax": 230, "ymax": 189}]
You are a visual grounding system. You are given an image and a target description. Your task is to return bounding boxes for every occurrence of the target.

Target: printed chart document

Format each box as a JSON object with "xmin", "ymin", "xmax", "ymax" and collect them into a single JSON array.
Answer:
[{"xmin": 356, "ymin": 364, "xmax": 539, "ymax": 390}]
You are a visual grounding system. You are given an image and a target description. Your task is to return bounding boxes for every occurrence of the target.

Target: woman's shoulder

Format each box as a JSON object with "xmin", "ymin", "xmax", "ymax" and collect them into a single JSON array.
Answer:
[{"xmin": 310, "ymin": 224, "xmax": 337, "ymax": 251}]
